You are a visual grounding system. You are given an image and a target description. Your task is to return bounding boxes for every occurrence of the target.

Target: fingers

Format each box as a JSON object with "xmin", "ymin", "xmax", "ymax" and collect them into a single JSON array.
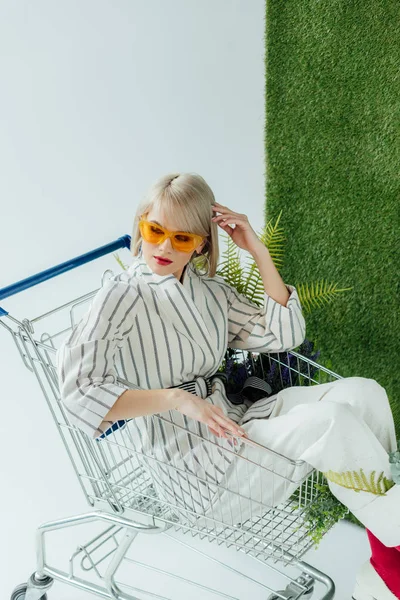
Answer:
[
  {"xmin": 218, "ymin": 223, "xmax": 234, "ymax": 235},
  {"xmin": 208, "ymin": 425, "xmax": 240, "ymax": 446},
  {"xmin": 207, "ymin": 414, "xmax": 230, "ymax": 438},
  {"xmin": 207, "ymin": 419, "xmax": 225, "ymax": 437},
  {"xmin": 212, "ymin": 410, "xmax": 246, "ymax": 437},
  {"xmin": 208, "ymin": 424, "xmax": 224, "ymax": 438},
  {"xmin": 212, "ymin": 204, "xmax": 247, "ymax": 220},
  {"xmin": 212, "ymin": 202, "xmax": 238, "ymax": 214},
  {"xmin": 208, "ymin": 423, "xmax": 235, "ymax": 440},
  {"xmin": 212, "ymin": 214, "xmax": 245, "ymax": 225},
  {"xmin": 202, "ymin": 402, "xmax": 246, "ymax": 439}
]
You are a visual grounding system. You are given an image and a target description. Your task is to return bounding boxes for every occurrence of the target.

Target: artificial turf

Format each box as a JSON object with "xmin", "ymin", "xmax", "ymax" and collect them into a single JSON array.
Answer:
[{"xmin": 264, "ymin": 0, "xmax": 400, "ymax": 435}]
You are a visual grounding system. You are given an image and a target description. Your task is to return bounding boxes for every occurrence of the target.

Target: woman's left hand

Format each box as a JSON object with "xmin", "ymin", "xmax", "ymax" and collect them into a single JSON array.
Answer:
[{"xmin": 211, "ymin": 202, "xmax": 262, "ymax": 254}]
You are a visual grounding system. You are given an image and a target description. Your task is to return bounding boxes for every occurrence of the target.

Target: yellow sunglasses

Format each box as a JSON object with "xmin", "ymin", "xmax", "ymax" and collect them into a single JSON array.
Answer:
[{"xmin": 139, "ymin": 216, "xmax": 206, "ymax": 253}]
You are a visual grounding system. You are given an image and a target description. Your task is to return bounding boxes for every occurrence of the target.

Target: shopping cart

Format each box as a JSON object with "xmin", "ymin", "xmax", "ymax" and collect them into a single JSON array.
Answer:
[{"xmin": 1, "ymin": 235, "xmax": 346, "ymax": 600}]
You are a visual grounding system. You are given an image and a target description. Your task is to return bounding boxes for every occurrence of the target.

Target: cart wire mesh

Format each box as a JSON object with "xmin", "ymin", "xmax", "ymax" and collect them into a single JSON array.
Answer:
[{"xmin": 0, "ymin": 276, "xmax": 345, "ymax": 573}]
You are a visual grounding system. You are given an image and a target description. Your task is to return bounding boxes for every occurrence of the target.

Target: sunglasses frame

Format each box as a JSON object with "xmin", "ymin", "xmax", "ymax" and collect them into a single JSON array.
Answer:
[{"xmin": 138, "ymin": 216, "xmax": 206, "ymax": 253}]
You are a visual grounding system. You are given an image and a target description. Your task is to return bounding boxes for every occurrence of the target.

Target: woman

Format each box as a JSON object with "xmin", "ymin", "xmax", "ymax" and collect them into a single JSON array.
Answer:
[{"xmin": 56, "ymin": 172, "xmax": 400, "ymax": 599}]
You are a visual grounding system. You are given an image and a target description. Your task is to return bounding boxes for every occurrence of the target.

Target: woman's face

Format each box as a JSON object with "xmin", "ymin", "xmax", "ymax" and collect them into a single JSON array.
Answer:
[{"xmin": 140, "ymin": 207, "xmax": 206, "ymax": 281}]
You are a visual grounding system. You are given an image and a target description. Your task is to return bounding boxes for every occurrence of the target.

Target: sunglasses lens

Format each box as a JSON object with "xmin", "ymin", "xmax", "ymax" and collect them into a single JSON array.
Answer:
[
  {"xmin": 140, "ymin": 220, "xmax": 199, "ymax": 252},
  {"xmin": 172, "ymin": 234, "xmax": 197, "ymax": 252},
  {"xmin": 140, "ymin": 221, "xmax": 164, "ymax": 243}
]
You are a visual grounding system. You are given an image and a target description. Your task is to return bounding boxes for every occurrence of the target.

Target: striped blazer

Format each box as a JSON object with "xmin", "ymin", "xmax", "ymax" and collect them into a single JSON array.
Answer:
[{"xmin": 56, "ymin": 255, "xmax": 306, "ymax": 441}]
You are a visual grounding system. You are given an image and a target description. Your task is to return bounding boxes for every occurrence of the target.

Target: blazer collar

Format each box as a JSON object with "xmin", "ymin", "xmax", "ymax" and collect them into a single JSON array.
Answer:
[{"xmin": 129, "ymin": 255, "xmax": 194, "ymax": 289}]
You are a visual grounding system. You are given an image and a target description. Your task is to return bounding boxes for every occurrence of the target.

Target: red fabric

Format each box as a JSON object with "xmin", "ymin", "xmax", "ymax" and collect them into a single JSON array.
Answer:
[{"xmin": 366, "ymin": 529, "xmax": 400, "ymax": 599}]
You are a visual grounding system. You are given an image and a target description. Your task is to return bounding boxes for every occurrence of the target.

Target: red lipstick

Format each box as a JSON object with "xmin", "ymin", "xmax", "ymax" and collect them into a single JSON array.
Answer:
[{"xmin": 154, "ymin": 256, "xmax": 172, "ymax": 265}]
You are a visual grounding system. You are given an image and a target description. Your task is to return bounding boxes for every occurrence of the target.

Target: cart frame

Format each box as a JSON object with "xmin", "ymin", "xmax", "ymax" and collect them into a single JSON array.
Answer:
[{"xmin": 1, "ymin": 236, "xmax": 344, "ymax": 600}]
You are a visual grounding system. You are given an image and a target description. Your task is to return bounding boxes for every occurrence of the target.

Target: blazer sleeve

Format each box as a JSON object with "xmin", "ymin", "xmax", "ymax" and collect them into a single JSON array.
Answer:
[
  {"xmin": 56, "ymin": 279, "xmax": 142, "ymax": 439},
  {"xmin": 226, "ymin": 283, "xmax": 306, "ymax": 352}
]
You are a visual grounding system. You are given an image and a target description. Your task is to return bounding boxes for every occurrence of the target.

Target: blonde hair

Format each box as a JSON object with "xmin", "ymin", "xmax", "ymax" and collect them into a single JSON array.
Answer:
[{"xmin": 131, "ymin": 172, "xmax": 220, "ymax": 277}]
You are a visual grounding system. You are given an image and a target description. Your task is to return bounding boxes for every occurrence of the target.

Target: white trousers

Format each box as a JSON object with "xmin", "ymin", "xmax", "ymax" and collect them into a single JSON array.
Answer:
[{"xmin": 208, "ymin": 376, "xmax": 399, "ymax": 546}]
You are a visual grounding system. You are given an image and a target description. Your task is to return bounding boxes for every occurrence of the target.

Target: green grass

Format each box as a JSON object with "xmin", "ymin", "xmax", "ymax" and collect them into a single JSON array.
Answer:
[{"xmin": 264, "ymin": 0, "xmax": 400, "ymax": 435}]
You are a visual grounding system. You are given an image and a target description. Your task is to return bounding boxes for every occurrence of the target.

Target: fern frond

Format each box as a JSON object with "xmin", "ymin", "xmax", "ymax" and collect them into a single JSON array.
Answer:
[
  {"xmin": 242, "ymin": 262, "xmax": 264, "ymax": 304},
  {"xmin": 323, "ymin": 469, "xmax": 394, "ymax": 495},
  {"xmin": 376, "ymin": 471, "xmax": 385, "ymax": 494},
  {"xmin": 353, "ymin": 470, "xmax": 363, "ymax": 491},
  {"xmin": 296, "ymin": 280, "xmax": 353, "ymax": 314},
  {"xmin": 216, "ymin": 234, "xmax": 244, "ymax": 290},
  {"xmin": 113, "ymin": 253, "xmax": 128, "ymax": 271},
  {"xmin": 258, "ymin": 210, "xmax": 285, "ymax": 269}
]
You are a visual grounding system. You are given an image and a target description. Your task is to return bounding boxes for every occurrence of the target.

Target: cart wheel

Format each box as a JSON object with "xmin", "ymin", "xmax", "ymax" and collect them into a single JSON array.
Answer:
[{"xmin": 10, "ymin": 583, "xmax": 47, "ymax": 600}]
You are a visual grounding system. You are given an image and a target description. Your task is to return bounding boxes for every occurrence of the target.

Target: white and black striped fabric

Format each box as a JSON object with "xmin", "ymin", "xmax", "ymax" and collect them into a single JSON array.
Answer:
[
  {"xmin": 56, "ymin": 254, "xmax": 306, "ymax": 523},
  {"xmin": 56, "ymin": 254, "xmax": 305, "ymax": 440}
]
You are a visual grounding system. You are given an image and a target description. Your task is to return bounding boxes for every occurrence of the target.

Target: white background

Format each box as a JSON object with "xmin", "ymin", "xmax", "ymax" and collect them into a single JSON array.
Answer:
[{"xmin": 0, "ymin": 2, "xmax": 370, "ymax": 599}]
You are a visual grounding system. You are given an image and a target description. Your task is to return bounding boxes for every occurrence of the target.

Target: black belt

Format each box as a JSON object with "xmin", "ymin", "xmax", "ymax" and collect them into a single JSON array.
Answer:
[
  {"xmin": 171, "ymin": 372, "xmax": 272, "ymax": 405},
  {"xmin": 170, "ymin": 374, "xmax": 217, "ymax": 399}
]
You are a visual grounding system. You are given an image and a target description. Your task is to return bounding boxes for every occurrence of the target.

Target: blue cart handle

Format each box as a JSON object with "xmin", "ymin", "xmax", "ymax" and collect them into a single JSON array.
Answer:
[{"xmin": 0, "ymin": 234, "xmax": 131, "ymax": 317}]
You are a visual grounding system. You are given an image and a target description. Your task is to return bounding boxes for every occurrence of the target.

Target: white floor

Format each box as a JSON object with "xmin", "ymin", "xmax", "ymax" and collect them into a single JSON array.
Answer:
[{"xmin": 5, "ymin": 493, "xmax": 370, "ymax": 600}]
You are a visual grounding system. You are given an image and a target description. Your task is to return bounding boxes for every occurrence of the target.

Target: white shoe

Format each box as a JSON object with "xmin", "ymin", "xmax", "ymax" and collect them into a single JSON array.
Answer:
[
  {"xmin": 352, "ymin": 560, "xmax": 399, "ymax": 600},
  {"xmin": 352, "ymin": 484, "xmax": 400, "ymax": 547}
]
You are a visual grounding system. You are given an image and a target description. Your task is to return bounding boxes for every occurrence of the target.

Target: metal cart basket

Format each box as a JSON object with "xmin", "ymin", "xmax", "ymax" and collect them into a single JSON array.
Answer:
[{"xmin": 1, "ymin": 236, "xmax": 346, "ymax": 600}]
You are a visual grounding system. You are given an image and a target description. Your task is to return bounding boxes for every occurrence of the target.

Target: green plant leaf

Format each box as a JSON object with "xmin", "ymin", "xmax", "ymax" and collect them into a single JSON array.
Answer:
[
  {"xmin": 295, "ymin": 280, "xmax": 353, "ymax": 314},
  {"xmin": 323, "ymin": 468, "xmax": 394, "ymax": 495},
  {"xmin": 113, "ymin": 253, "xmax": 128, "ymax": 271}
]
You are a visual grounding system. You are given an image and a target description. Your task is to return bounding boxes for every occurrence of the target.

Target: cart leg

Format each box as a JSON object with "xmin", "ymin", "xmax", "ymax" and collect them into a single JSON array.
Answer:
[
  {"xmin": 103, "ymin": 528, "xmax": 140, "ymax": 600},
  {"xmin": 25, "ymin": 510, "xmax": 166, "ymax": 600}
]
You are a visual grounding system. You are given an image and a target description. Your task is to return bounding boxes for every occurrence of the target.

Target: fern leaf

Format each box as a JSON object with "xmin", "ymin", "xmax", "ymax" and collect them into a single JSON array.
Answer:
[
  {"xmin": 359, "ymin": 469, "xmax": 371, "ymax": 493},
  {"xmin": 323, "ymin": 469, "xmax": 394, "ymax": 496},
  {"xmin": 376, "ymin": 471, "xmax": 385, "ymax": 494},
  {"xmin": 216, "ymin": 234, "xmax": 245, "ymax": 290},
  {"xmin": 258, "ymin": 211, "xmax": 285, "ymax": 269},
  {"xmin": 296, "ymin": 281, "xmax": 353, "ymax": 314},
  {"xmin": 113, "ymin": 253, "xmax": 128, "ymax": 271},
  {"xmin": 242, "ymin": 262, "xmax": 264, "ymax": 304},
  {"xmin": 353, "ymin": 470, "xmax": 364, "ymax": 492},
  {"xmin": 369, "ymin": 470, "xmax": 377, "ymax": 494}
]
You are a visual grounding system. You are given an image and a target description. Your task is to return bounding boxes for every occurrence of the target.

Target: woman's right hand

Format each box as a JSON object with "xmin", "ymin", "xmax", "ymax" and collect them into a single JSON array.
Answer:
[{"xmin": 172, "ymin": 389, "xmax": 247, "ymax": 439}]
